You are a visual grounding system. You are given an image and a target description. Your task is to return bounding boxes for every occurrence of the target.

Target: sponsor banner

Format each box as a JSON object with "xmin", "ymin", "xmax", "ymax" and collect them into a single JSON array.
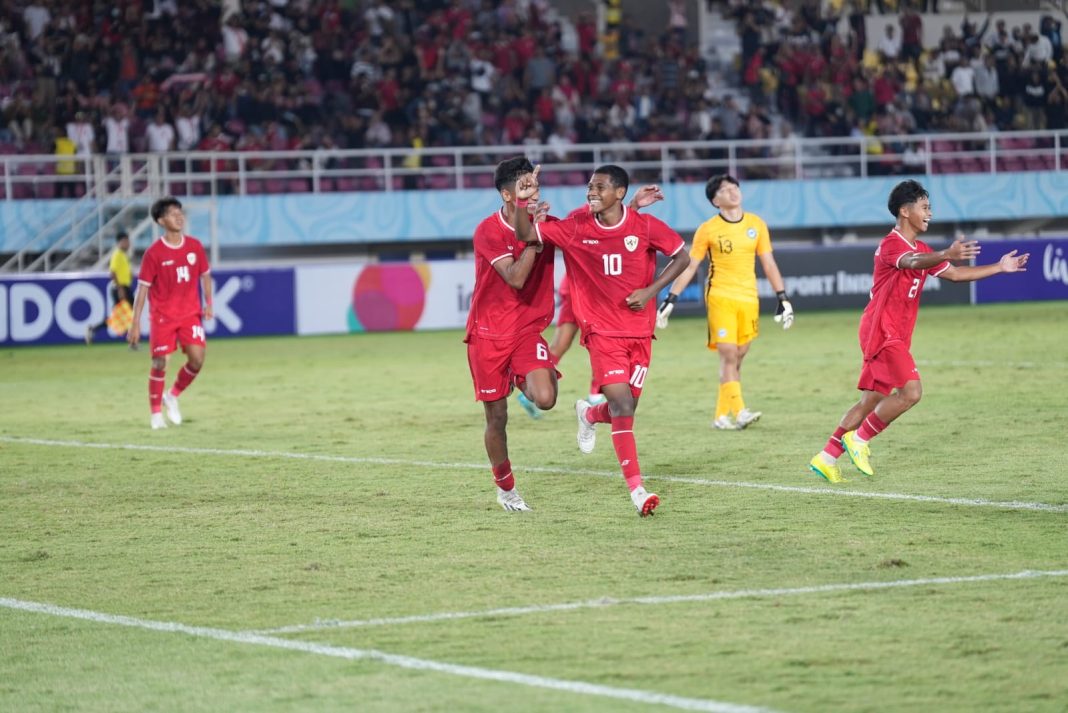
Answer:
[
  {"xmin": 0, "ymin": 267, "xmax": 295, "ymax": 346},
  {"xmin": 664, "ymin": 243, "xmax": 971, "ymax": 316},
  {"xmin": 973, "ymin": 238, "xmax": 1068, "ymax": 303},
  {"xmin": 295, "ymin": 259, "xmax": 568, "ymax": 335}
]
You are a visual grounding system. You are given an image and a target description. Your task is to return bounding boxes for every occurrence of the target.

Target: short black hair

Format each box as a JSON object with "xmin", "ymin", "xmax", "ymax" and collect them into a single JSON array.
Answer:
[
  {"xmin": 116, "ymin": 232, "xmax": 129, "ymax": 242},
  {"xmin": 494, "ymin": 156, "xmax": 535, "ymax": 192},
  {"xmin": 705, "ymin": 174, "xmax": 739, "ymax": 205},
  {"xmin": 151, "ymin": 196, "xmax": 182, "ymax": 222},
  {"xmin": 887, "ymin": 180, "xmax": 928, "ymax": 217},
  {"xmin": 591, "ymin": 164, "xmax": 629, "ymax": 191}
]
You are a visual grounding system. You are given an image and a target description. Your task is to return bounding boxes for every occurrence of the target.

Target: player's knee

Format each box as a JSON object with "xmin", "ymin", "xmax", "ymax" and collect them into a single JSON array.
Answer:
[
  {"xmin": 900, "ymin": 383, "xmax": 923, "ymax": 407},
  {"xmin": 531, "ymin": 385, "xmax": 557, "ymax": 411},
  {"xmin": 151, "ymin": 357, "xmax": 166, "ymax": 370},
  {"xmin": 187, "ymin": 353, "xmax": 205, "ymax": 371}
]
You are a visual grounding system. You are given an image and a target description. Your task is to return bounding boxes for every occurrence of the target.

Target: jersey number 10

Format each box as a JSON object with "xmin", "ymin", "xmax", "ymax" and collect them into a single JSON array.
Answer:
[{"xmin": 602, "ymin": 254, "xmax": 623, "ymax": 276}]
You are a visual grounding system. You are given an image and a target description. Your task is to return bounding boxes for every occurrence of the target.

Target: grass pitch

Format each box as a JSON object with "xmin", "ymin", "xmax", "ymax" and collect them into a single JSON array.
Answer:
[{"xmin": 1, "ymin": 302, "xmax": 1066, "ymax": 712}]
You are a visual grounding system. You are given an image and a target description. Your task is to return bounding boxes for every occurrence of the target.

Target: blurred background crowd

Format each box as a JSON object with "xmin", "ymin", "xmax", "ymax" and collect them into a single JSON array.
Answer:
[{"xmin": 0, "ymin": 0, "xmax": 1065, "ymax": 168}]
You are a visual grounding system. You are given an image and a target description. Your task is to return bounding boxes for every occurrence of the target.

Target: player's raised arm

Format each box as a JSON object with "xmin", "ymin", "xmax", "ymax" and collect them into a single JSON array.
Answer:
[
  {"xmin": 511, "ymin": 165, "xmax": 541, "ymax": 244},
  {"xmin": 629, "ymin": 184, "xmax": 664, "ymax": 210}
]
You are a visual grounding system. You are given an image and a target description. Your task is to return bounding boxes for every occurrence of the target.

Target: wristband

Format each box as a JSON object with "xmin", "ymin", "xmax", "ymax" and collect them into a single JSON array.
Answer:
[
  {"xmin": 664, "ymin": 293, "xmax": 678, "ymax": 305},
  {"xmin": 776, "ymin": 291, "xmax": 788, "ymax": 301},
  {"xmin": 516, "ymin": 199, "xmax": 530, "ymax": 209}
]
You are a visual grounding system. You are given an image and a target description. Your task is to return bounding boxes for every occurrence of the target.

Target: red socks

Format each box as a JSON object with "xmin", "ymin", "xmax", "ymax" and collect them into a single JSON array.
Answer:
[
  {"xmin": 149, "ymin": 368, "xmax": 166, "ymax": 413},
  {"xmin": 492, "ymin": 460, "xmax": 515, "ymax": 492},
  {"xmin": 824, "ymin": 426, "xmax": 847, "ymax": 458},
  {"xmin": 610, "ymin": 415, "xmax": 643, "ymax": 491},
  {"xmin": 857, "ymin": 412, "xmax": 888, "ymax": 442},
  {"xmin": 170, "ymin": 364, "xmax": 200, "ymax": 397},
  {"xmin": 586, "ymin": 401, "xmax": 611, "ymax": 424}
]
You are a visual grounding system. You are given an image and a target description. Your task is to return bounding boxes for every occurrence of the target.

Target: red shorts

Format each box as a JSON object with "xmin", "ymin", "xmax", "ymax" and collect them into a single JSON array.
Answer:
[
  {"xmin": 556, "ymin": 290, "xmax": 577, "ymax": 326},
  {"xmin": 584, "ymin": 334, "xmax": 652, "ymax": 398},
  {"xmin": 467, "ymin": 332, "xmax": 558, "ymax": 402},
  {"xmin": 857, "ymin": 344, "xmax": 919, "ymax": 395},
  {"xmin": 150, "ymin": 314, "xmax": 206, "ymax": 357}
]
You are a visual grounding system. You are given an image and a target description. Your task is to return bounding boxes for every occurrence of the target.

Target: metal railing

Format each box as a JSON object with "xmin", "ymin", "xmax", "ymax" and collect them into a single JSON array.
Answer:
[{"xmin": 2, "ymin": 130, "xmax": 1065, "ymax": 203}]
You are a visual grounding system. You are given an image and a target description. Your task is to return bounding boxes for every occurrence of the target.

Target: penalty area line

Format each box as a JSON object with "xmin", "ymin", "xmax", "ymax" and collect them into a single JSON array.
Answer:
[
  {"xmin": 1, "ymin": 435, "xmax": 1066, "ymax": 514},
  {"xmin": 249, "ymin": 568, "xmax": 1068, "ymax": 636},
  {"xmin": 0, "ymin": 597, "xmax": 779, "ymax": 713}
]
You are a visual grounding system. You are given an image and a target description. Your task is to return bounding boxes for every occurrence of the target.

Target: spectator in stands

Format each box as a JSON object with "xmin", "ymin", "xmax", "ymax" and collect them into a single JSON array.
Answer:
[
  {"xmin": 146, "ymin": 110, "xmax": 175, "ymax": 153},
  {"xmin": 52, "ymin": 125, "xmax": 77, "ymax": 198},
  {"xmin": 899, "ymin": 5, "xmax": 923, "ymax": 66},
  {"xmin": 103, "ymin": 103, "xmax": 130, "ymax": 155},
  {"xmin": 1041, "ymin": 15, "xmax": 1064, "ymax": 63},
  {"xmin": 1023, "ymin": 27, "xmax": 1054, "ymax": 68},
  {"xmin": 66, "ymin": 111, "xmax": 94, "ymax": 156},
  {"xmin": 974, "ymin": 53, "xmax": 1000, "ymax": 111},
  {"xmin": 877, "ymin": 24, "xmax": 901, "ymax": 63},
  {"xmin": 1022, "ymin": 69, "xmax": 1049, "ymax": 129}
]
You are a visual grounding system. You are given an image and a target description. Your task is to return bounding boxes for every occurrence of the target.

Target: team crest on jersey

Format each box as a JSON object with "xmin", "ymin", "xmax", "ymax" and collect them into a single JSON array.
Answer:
[
  {"xmin": 187, "ymin": 252, "xmax": 197, "ymax": 265},
  {"xmin": 746, "ymin": 228, "xmax": 758, "ymax": 239},
  {"xmin": 623, "ymin": 235, "xmax": 639, "ymax": 252}
]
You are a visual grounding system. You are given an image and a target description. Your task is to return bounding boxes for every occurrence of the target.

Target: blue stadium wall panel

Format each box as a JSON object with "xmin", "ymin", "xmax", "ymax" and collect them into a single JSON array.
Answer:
[{"xmin": 4, "ymin": 172, "xmax": 1068, "ymax": 251}]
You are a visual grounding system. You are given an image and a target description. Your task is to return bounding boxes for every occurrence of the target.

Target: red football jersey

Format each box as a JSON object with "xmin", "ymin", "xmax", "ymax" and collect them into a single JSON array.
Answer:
[
  {"xmin": 465, "ymin": 208, "xmax": 557, "ymax": 340},
  {"xmin": 535, "ymin": 206, "xmax": 685, "ymax": 338},
  {"xmin": 138, "ymin": 235, "xmax": 211, "ymax": 323},
  {"xmin": 859, "ymin": 228, "xmax": 949, "ymax": 358}
]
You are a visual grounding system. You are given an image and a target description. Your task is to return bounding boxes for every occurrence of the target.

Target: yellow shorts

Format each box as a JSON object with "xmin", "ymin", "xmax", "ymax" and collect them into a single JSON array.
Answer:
[{"xmin": 706, "ymin": 294, "xmax": 759, "ymax": 350}]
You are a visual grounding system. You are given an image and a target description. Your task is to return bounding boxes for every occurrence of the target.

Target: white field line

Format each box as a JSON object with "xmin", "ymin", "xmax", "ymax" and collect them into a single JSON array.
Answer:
[
  {"xmin": 0, "ymin": 598, "xmax": 777, "ymax": 713},
  {"xmin": 2, "ymin": 435, "xmax": 1066, "ymax": 514},
  {"xmin": 249, "ymin": 569, "xmax": 1068, "ymax": 636}
]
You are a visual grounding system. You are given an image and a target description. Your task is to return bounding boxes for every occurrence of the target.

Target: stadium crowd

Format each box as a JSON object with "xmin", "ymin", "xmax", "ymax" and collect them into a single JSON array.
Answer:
[{"xmin": 0, "ymin": 0, "xmax": 1066, "ymax": 181}]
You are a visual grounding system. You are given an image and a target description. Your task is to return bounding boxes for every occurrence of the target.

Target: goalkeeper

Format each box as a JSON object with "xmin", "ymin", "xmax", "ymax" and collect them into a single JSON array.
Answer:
[{"xmin": 655, "ymin": 174, "xmax": 793, "ymax": 430}]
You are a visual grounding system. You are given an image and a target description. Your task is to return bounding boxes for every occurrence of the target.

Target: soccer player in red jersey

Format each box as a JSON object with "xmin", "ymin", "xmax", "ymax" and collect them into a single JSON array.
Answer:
[
  {"xmin": 514, "ymin": 165, "xmax": 691, "ymax": 517},
  {"xmin": 518, "ymin": 186, "xmax": 666, "ymax": 418},
  {"xmin": 809, "ymin": 180, "xmax": 1030, "ymax": 482},
  {"xmin": 466, "ymin": 157, "xmax": 559, "ymax": 512},
  {"xmin": 128, "ymin": 197, "xmax": 214, "ymax": 430}
]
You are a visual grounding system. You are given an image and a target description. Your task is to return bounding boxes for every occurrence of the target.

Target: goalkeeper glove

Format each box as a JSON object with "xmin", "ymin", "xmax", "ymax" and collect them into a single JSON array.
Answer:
[
  {"xmin": 656, "ymin": 293, "xmax": 677, "ymax": 329},
  {"xmin": 773, "ymin": 291, "xmax": 794, "ymax": 330}
]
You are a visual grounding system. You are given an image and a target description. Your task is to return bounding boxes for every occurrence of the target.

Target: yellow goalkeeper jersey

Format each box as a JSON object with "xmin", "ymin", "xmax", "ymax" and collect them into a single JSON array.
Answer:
[{"xmin": 689, "ymin": 212, "xmax": 772, "ymax": 304}]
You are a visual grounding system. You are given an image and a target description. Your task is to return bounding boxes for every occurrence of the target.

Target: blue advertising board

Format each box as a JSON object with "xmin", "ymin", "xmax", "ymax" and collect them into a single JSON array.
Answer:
[
  {"xmin": 972, "ymin": 238, "xmax": 1068, "ymax": 304},
  {"xmin": 0, "ymin": 267, "xmax": 296, "ymax": 346}
]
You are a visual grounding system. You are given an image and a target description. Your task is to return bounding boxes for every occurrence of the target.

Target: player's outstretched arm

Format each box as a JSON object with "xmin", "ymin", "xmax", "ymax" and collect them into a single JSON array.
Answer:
[
  {"xmin": 939, "ymin": 250, "xmax": 1030, "ymax": 282},
  {"xmin": 656, "ymin": 249, "xmax": 700, "ymax": 328},
  {"xmin": 900, "ymin": 236, "xmax": 980, "ymax": 271}
]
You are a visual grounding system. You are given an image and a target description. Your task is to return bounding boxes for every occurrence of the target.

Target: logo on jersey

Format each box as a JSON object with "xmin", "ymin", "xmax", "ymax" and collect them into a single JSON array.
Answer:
[
  {"xmin": 187, "ymin": 252, "xmax": 197, "ymax": 265},
  {"xmin": 623, "ymin": 236, "xmax": 639, "ymax": 252},
  {"xmin": 746, "ymin": 228, "xmax": 757, "ymax": 239},
  {"xmin": 718, "ymin": 327, "xmax": 728, "ymax": 338}
]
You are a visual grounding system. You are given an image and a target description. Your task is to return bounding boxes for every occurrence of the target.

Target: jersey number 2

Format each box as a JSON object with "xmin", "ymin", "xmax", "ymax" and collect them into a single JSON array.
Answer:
[{"xmin": 907, "ymin": 278, "xmax": 921, "ymax": 299}]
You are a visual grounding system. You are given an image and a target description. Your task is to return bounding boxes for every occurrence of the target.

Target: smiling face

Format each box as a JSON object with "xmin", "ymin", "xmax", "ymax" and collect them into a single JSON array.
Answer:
[
  {"xmin": 586, "ymin": 173, "xmax": 625, "ymax": 213},
  {"xmin": 900, "ymin": 196, "xmax": 931, "ymax": 234}
]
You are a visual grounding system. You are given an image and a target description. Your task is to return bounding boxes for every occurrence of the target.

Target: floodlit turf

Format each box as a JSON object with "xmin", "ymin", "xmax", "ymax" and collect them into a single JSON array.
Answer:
[{"xmin": 1, "ymin": 301, "xmax": 1066, "ymax": 713}]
